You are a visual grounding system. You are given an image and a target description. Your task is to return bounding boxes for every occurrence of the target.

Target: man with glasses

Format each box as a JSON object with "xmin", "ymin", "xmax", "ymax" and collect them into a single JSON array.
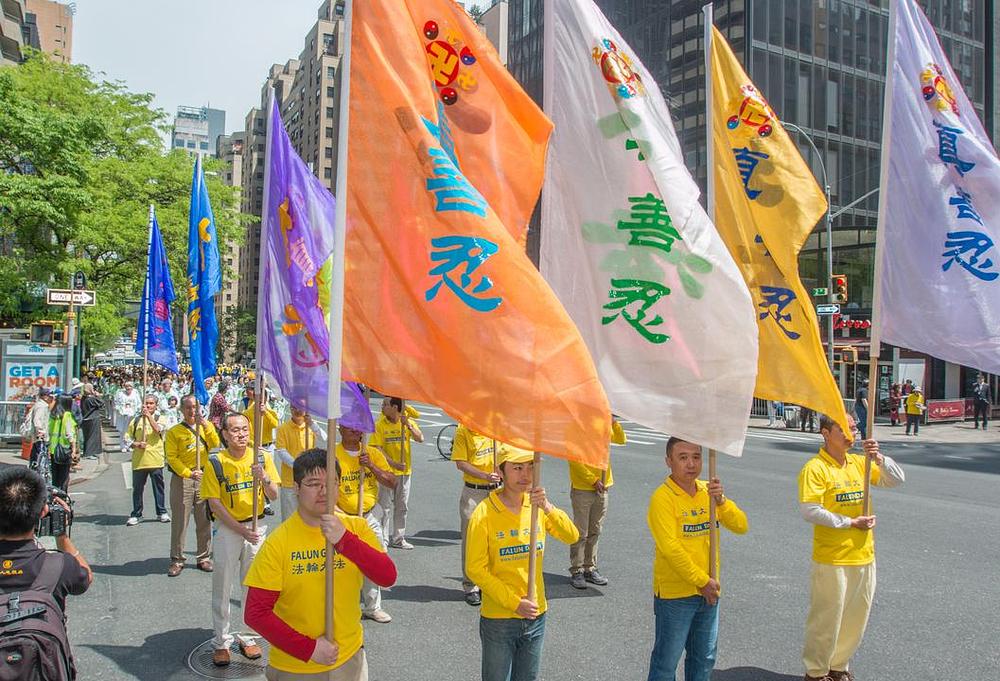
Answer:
[{"xmin": 798, "ymin": 414, "xmax": 905, "ymax": 681}]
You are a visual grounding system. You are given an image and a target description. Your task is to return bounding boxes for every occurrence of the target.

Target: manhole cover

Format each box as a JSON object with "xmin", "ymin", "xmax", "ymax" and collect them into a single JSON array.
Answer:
[{"xmin": 187, "ymin": 634, "xmax": 269, "ymax": 679}]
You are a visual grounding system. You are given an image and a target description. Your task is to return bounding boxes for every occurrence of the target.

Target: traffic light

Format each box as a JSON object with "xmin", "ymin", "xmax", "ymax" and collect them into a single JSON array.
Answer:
[{"xmin": 831, "ymin": 274, "xmax": 848, "ymax": 304}]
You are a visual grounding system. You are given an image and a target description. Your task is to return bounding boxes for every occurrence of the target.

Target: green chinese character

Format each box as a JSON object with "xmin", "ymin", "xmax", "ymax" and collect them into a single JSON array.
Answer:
[
  {"xmin": 602, "ymin": 278, "xmax": 671, "ymax": 344},
  {"xmin": 617, "ymin": 193, "xmax": 682, "ymax": 254}
]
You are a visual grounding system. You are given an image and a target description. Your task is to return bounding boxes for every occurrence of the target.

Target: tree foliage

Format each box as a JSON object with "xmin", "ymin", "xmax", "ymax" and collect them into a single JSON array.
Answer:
[{"xmin": 0, "ymin": 51, "xmax": 246, "ymax": 353}]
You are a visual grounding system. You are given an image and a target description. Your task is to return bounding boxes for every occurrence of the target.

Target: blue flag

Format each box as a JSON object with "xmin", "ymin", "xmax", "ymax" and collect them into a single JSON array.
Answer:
[
  {"xmin": 187, "ymin": 156, "xmax": 222, "ymax": 404},
  {"xmin": 135, "ymin": 207, "xmax": 179, "ymax": 373}
]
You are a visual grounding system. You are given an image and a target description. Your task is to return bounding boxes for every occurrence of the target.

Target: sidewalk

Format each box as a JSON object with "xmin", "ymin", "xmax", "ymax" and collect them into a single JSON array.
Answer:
[{"xmin": 749, "ymin": 414, "xmax": 1000, "ymax": 445}]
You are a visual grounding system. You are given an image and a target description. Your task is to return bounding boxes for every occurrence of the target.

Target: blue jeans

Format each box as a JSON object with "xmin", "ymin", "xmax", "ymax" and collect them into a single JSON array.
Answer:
[
  {"xmin": 856, "ymin": 408, "xmax": 868, "ymax": 439},
  {"xmin": 480, "ymin": 613, "xmax": 546, "ymax": 681},
  {"xmin": 647, "ymin": 596, "xmax": 719, "ymax": 681}
]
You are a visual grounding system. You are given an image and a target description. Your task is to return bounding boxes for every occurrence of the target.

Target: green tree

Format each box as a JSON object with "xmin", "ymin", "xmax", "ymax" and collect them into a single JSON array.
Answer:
[
  {"xmin": 219, "ymin": 306, "xmax": 257, "ymax": 361},
  {"xmin": 0, "ymin": 51, "xmax": 246, "ymax": 353},
  {"xmin": 468, "ymin": 4, "xmax": 485, "ymax": 23}
]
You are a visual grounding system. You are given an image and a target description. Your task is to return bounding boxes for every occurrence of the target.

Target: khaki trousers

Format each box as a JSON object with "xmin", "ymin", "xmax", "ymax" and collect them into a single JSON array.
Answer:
[
  {"xmin": 169, "ymin": 473, "xmax": 211, "ymax": 563},
  {"xmin": 279, "ymin": 486, "xmax": 298, "ymax": 521},
  {"xmin": 212, "ymin": 520, "xmax": 268, "ymax": 650},
  {"xmin": 459, "ymin": 485, "xmax": 491, "ymax": 592},
  {"xmin": 265, "ymin": 648, "xmax": 368, "ymax": 681},
  {"xmin": 379, "ymin": 473, "xmax": 411, "ymax": 542},
  {"xmin": 802, "ymin": 561, "xmax": 877, "ymax": 677},
  {"xmin": 569, "ymin": 488, "xmax": 608, "ymax": 573}
]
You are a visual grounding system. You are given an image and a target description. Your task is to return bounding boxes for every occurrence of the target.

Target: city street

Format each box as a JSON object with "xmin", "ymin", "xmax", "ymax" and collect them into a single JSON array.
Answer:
[{"xmin": 40, "ymin": 404, "xmax": 1000, "ymax": 681}]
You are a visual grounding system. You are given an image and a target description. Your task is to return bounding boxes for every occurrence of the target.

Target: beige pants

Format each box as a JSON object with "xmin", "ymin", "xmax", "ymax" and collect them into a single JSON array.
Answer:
[
  {"xmin": 265, "ymin": 648, "xmax": 368, "ymax": 681},
  {"xmin": 212, "ymin": 520, "xmax": 268, "ymax": 650},
  {"xmin": 459, "ymin": 485, "xmax": 491, "ymax": 592},
  {"xmin": 569, "ymin": 488, "xmax": 608, "ymax": 573},
  {"xmin": 280, "ymin": 486, "xmax": 298, "ymax": 521},
  {"xmin": 802, "ymin": 561, "xmax": 877, "ymax": 677},
  {"xmin": 169, "ymin": 473, "xmax": 211, "ymax": 563},
  {"xmin": 378, "ymin": 473, "xmax": 411, "ymax": 543}
]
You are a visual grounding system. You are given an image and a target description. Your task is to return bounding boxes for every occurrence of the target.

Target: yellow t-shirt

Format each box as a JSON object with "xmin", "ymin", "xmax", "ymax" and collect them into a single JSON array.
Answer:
[
  {"xmin": 335, "ymin": 444, "xmax": 392, "ymax": 515},
  {"xmin": 164, "ymin": 421, "xmax": 222, "ymax": 478},
  {"xmin": 465, "ymin": 491, "xmax": 579, "ymax": 619},
  {"xmin": 127, "ymin": 416, "xmax": 168, "ymax": 470},
  {"xmin": 568, "ymin": 419, "xmax": 626, "ymax": 490},
  {"xmin": 243, "ymin": 512, "xmax": 382, "ymax": 674},
  {"xmin": 647, "ymin": 477, "xmax": 748, "ymax": 599},
  {"xmin": 798, "ymin": 448, "xmax": 882, "ymax": 565},
  {"xmin": 244, "ymin": 402, "xmax": 280, "ymax": 446},
  {"xmin": 274, "ymin": 421, "xmax": 319, "ymax": 488},
  {"xmin": 201, "ymin": 448, "xmax": 280, "ymax": 522},
  {"xmin": 905, "ymin": 392, "xmax": 924, "ymax": 416},
  {"xmin": 450, "ymin": 425, "xmax": 497, "ymax": 485},
  {"xmin": 369, "ymin": 407, "xmax": 420, "ymax": 476}
]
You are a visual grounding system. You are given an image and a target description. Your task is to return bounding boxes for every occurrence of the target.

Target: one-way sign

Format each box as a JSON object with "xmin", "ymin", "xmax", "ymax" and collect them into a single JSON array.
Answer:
[
  {"xmin": 816, "ymin": 304, "xmax": 840, "ymax": 315},
  {"xmin": 46, "ymin": 288, "xmax": 96, "ymax": 307}
]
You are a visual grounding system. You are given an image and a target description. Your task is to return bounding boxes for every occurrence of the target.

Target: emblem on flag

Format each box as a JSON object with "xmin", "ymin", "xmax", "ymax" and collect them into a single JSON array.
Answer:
[
  {"xmin": 726, "ymin": 85, "xmax": 774, "ymax": 137},
  {"xmin": 920, "ymin": 63, "xmax": 959, "ymax": 115},
  {"xmin": 591, "ymin": 38, "xmax": 644, "ymax": 100}
]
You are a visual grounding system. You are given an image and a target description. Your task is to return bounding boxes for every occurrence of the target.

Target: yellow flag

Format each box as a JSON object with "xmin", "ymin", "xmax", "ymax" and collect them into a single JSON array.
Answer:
[{"xmin": 709, "ymin": 26, "xmax": 849, "ymax": 432}]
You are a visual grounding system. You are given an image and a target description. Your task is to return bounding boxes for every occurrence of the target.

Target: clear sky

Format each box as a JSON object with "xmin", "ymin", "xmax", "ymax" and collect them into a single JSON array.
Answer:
[{"xmin": 73, "ymin": 0, "xmax": 323, "ymax": 139}]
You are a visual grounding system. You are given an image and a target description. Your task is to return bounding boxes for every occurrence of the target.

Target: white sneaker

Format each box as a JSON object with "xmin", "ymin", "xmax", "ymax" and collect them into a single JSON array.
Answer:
[
  {"xmin": 158, "ymin": 513, "xmax": 171, "ymax": 523},
  {"xmin": 126, "ymin": 517, "xmax": 139, "ymax": 526},
  {"xmin": 363, "ymin": 609, "xmax": 392, "ymax": 624},
  {"xmin": 390, "ymin": 539, "xmax": 414, "ymax": 550}
]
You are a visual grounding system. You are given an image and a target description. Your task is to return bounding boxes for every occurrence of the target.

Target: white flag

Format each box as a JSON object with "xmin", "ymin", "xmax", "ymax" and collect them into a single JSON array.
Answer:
[
  {"xmin": 875, "ymin": 0, "xmax": 1000, "ymax": 373},
  {"xmin": 541, "ymin": 0, "xmax": 758, "ymax": 456}
]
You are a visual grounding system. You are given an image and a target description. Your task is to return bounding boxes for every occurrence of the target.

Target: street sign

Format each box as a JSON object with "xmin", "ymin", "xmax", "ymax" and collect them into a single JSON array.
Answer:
[
  {"xmin": 73, "ymin": 270, "xmax": 87, "ymax": 290},
  {"xmin": 816, "ymin": 304, "xmax": 840, "ymax": 315},
  {"xmin": 46, "ymin": 289, "xmax": 96, "ymax": 307},
  {"xmin": 812, "ymin": 287, "xmax": 829, "ymax": 297}
]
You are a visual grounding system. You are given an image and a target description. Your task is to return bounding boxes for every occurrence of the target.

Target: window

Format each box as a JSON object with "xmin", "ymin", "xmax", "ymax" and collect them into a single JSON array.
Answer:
[
  {"xmin": 325, "ymin": 127, "xmax": 334, "ymax": 138},
  {"xmin": 325, "ymin": 147, "xmax": 333, "ymax": 158},
  {"xmin": 327, "ymin": 66, "xmax": 336, "ymax": 79},
  {"xmin": 187, "ymin": 141, "xmax": 196, "ymax": 148},
  {"xmin": 174, "ymin": 139, "xmax": 184, "ymax": 147},
  {"xmin": 324, "ymin": 167, "xmax": 332, "ymax": 179},
  {"xmin": 326, "ymin": 107, "xmax": 335, "ymax": 118},
  {"xmin": 327, "ymin": 86, "xmax": 336, "ymax": 98},
  {"xmin": 200, "ymin": 141, "xmax": 209, "ymax": 150}
]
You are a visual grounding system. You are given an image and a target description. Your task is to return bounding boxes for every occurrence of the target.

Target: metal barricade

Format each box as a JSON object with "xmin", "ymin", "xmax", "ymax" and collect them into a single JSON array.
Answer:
[{"xmin": 0, "ymin": 401, "xmax": 31, "ymax": 439}]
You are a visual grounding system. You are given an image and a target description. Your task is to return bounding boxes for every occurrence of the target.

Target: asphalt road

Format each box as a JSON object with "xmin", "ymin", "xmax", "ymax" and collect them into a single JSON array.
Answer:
[{"xmin": 57, "ymin": 405, "xmax": 1000, "ymax": 681}]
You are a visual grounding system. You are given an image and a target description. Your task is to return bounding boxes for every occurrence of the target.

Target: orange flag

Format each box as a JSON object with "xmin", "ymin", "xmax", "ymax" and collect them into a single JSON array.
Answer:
[{"xmin": 343, "ymin": 0, "xmax": 611, "ymax": 465}]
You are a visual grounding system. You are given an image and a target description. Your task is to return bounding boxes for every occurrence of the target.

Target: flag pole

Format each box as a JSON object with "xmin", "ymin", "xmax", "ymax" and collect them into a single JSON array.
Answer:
[
  {"xmin": 357, "ymin": 384, "xmax": 368, "ymax": 518},
  {"xmin": 324, "ymin": 0, "xmax": 354, "ymax": 644},
  {"xmin": 863, "ymin": 0, "xmax": 899, "ymax": 516},
  {"xmin": 252, "ymin": 371, "xmax": 264, "ymax": 534},
  {"xmin": 140, "ymin": 204, "xmax": 154, "ymax": 443},
  {"xmin": 525, "ymin": 452, "xmax": 542, "ymax": 602},
  {"xmin": 702, "ymin": 2, "xmax": 720, "ymax": 581}
]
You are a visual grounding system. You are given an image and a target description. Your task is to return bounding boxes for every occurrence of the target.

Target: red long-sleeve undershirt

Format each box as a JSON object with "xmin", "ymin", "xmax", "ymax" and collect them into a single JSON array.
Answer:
[{"xmin": 244, "ymin": 530, "xmax": 398, "ymax": 662}]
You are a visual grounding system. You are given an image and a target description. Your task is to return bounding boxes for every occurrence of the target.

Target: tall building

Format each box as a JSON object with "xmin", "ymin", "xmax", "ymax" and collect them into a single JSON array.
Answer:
[
  {"xmin": 170, "ymin": 105, "xmax": 226, "ymax": 160},
  {"xmin": 215, "ymin": 132, "xmax": 244, "ymax": 362},
  {"xmin": 24, "ymin": 0, "xmax": 71, "ymax": 63},
  {"xmin": 506, "ymin": 0, "xmax": 999, "ymax": 403},
  {"xmin": 479, "ymin": 0, "xmax": 509, "ymax": 65},
  {"xmin": 1, "ymin": 0, "xmax": 27, "ymax": 65}
]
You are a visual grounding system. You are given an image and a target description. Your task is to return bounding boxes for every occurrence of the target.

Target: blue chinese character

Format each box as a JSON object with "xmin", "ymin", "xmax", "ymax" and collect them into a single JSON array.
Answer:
[
  {"xmin": 934, "ymin": 121, "xmax": 976, "ymax": 176},
  {"xmin": 733, "ymin": 147, "xmax": 770, "ymax": 200},
  {"xmin": 942, "ymin": 231, "xmax": 999, "ymax": 281},
  {"xmin": 948, "ymin": 188, "xmax": 983, "ymax": 225},
  {"xmin": 421, "ymin": 115, "xmax": 488, "ymax": 218},
  {"xmin": 426, "ymin": 235, "xmax": 503, "ymax": 312},
  {"xmin": 758, "ymin": 286, "xmax": 801, "ymax": 340}
]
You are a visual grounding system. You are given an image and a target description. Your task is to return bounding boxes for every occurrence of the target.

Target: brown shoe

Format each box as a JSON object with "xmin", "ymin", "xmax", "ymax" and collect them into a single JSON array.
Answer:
[
  {"xmin": 212, "ymin": 648, "xmax": 231, "ymax": 667},
  {"xmin": 196, "ymin": 560, "xmax": 214, "ymax": 573},
  {"xmin": 804, "ymin": 675, "xmax": 834, "ymax": 681},
  {"xmin": 238, "ymin": 639, "xmax": 262, "ymax": 659},
  {"xmin": 167, "ymin": 562, "xmax": 184, "ymax": 577},
  {"xmin": 830, "ymin": 672, "xmax": 855, "ymax": 681}
]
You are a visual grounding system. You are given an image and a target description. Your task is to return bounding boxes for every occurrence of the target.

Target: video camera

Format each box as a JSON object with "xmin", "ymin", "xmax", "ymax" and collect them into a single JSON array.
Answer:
[{"xmin": 36, "ymin": 486, "xmax": 74, "ymax": 538}]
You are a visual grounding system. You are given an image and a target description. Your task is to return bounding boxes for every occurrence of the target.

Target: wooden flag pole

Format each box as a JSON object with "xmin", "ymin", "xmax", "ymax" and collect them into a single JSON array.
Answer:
[
  {"xmin": 325, "ymin": 416, "xmax": 338, "ymax": 643},
  {"xmin": 252, "ymin": 372, "xmax": 264, "ymax": 533},
  {"xmin": 491, "ymin": 439, "xmax": 498, "ymax": 478},
  {"xmin": 191, "ymin": 384, "xmax": 202, "ymax": 474},
  {"xmin": 862, "ymin": 353, "xmax": 879, "ymax": 516},
  {"xmin": 707, "ymin": 448, "xmax": 718, "ymax": 580},
  {"xmin": 358, "ymin": 384, "xmax": 369, "ymax": 518},
  {"xmin": 526, "ymin": 452, "xmax": 542, "ymax": 602}
]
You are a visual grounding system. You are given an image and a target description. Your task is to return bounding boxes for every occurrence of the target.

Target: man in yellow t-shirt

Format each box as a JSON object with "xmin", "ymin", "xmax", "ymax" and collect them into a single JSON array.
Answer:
[
  {"xmin": 244, "ymin": 384, "xmax": 280, "ymax": 448},
  {"xmin": 274, "ymin": 408, "xmax": 327, "ymax": 521},
  {"xmin": 244, "ymin": 449, "xmax": 397, "ymax": 681},
  {"xmin": 451, "ymin": 424, "xmax": 500, "ymax": 606},
  {"xmin": 904, "ymin": 385, "xmax": 925, "ymax": 436},
  {"xmin": 336, "ymin": 423, "xmax": 396, "ymax": 624},
  {"xmin": 798, "ymin": 413, "xmax": 904, "ymax": 681},
  {"xmin": 567, "ymin": 417, "xmax": 626, "ymax": 589},
  {"xmin": 202, "ymin": 412, "xmax": 280, "ymax": 667},
  {"xmin": 646, "ymin": 437, "xmax": 748, "ymax": 681},
  {"xmin": 125, "ymin": 395, "xmax": 169, "ymax": 526},
  {"xmin": 164, "ymin": 394, "xmax": 222, "ymax": 577},
  {"xmin": 370, "ymin": 397, "xmax": 423, "ymax": 550},
  {"xmin": 466, "ymin": 447, "xmax": 578, "ymax": 681}
]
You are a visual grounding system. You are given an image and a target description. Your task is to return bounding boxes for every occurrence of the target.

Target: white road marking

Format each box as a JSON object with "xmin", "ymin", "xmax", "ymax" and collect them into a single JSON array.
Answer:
[{"xmin": 121, "ymin": 462, "xmax": 133, "ymax": 490}]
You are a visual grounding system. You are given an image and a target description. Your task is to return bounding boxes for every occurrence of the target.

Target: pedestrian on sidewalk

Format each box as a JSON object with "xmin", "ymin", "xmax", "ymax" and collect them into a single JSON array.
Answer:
[
  {"xmin": 854, "ymin": 379, "xmax": 870, "ymax": 439},
  {"xmin": 202, "ymin": 411, "xmax": 280, "ymax": 667},
  {"xmin": 27, "ymin": 388, "xmax": 53, "ymax": 473},
  {"xmin": 567, "ymin": 416, "xmax": 625, "ymax": 589},
  {"xmin": 889, "ymin": 384, "xmax": 901, "ymax": 427},
  {"xmin": 800, "ymin": 406, "xmax": 816, "ymax": 433},
  {"xmin": 451, "ymin": 425, "xmax": 501, "ymax": 606},
  {"xmin": 164, "ymin": 394, "xmax": 221, "ymax": 577},
  {"xmin": 972, "ymin": 374, "xmax": 991, "ymax": 430},
  {"xmin": 244, "ymin": 449, "xmax": 397, "ymax": 681},
  {"xmin": 904, "ymin": 387, "xmax": 925, "ymax": 436},
  {"xmin": 371, "ymin": 397, "xmax": 423, "ymax": 550},
  {"xmin": 47, "ymin": 395, "xmax": 77, "ymax": 492},
  {"xmin": 798, "ymin": 413, "xmax": 905, "ymax": 681},
  {"xmin": 466, "ymin": 447, "xmax": 579, "ymax": 681},
  {"xmin": 80, "ymin": 383, "xmax": 104, "ymax": 460},
  {"xmin": 126, "ymin": 395, "xmax": 169, "ymax": 526},
  {"xmin": 645, "ymin": 438, "xmax": 748, "ymax": 681}
]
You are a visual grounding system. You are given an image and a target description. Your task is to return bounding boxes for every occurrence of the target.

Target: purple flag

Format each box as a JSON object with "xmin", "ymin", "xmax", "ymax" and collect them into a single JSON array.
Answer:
[
  {"xmin": 339, "ymin": 381, "xmax": 375, "ymax": 434},
  {"xmin": 257, "ymin": 94, "xmax": 339, "ymax": 417}
]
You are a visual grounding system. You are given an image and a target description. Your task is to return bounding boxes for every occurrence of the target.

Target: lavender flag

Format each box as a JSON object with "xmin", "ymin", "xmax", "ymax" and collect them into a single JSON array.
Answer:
[
  {"xmin": 339, "ymin": 381, "xmax": 375, "ymax": 434},
  {"xmin": 257, "ymin": 93, "xmax": 339, "ymax": 417}
]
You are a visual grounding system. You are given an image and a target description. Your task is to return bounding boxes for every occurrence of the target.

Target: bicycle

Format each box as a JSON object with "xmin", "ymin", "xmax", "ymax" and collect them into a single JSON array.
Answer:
[{"xmin": 436, "ymin": 423, "xmax": 456, "ymax": 460}]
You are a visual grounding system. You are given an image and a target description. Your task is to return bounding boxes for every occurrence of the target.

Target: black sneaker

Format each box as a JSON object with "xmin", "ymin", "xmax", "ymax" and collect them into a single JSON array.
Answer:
[
  {"xmin": 464, "ymin": 590, "xmax": 481, "ymax": 606},
  {"xmin": 584, "ymin": 569, "xmax": 608, "ymax": 586},
  {"xmin": 570, "ymin": 572, "xmax": 587, "ymax": 589}
]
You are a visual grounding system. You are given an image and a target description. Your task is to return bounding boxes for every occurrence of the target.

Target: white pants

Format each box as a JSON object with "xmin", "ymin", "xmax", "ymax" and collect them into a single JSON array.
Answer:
[
  {"xmin": 361, "ymin": 507, "xmax": 386, "ymax": 614},
  {"xmin": 802, "ymin": 561, "xmax": 877, "ymax": 677},
  {"xmin": 378, "ymin": 474, "xmax": 411, "ymax": 542},
  {"xmin": 212, "ymin": 520, "xmax": 268, "ymax": 650},
  {"xmin": 279, "ymin": 487, "xmax": 298, "ymax": 521}
]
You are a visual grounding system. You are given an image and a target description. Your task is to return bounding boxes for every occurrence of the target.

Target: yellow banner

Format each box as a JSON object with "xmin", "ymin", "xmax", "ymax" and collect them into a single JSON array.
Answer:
[{"xmin": 709, "ymin": 26, "xmax": 850, "ymax": 432}]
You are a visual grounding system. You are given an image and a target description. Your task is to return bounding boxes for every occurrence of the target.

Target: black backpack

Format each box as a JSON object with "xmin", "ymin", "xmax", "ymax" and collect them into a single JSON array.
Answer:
[{"xmin": 0, "ymin": 553, "xmax": 75, "ymax": 680}]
